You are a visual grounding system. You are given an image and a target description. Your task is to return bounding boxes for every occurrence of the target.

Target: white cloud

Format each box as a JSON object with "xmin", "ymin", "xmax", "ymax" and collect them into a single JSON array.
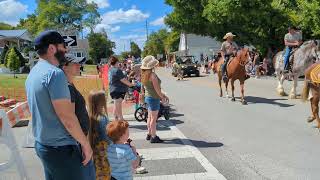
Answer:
[
  {"xmin": 94, "ymin": 24, "xmax": 120, "ymax": 33},
  {"xmin": 86, "ymin": 0, "xmax": 109, "ymax": 8},
  {"xmin": 150, "ymin": 16, "xmax": 165, "ymax": 26},
  {"xmin": 100, "ymin": 8, "xmax": 149, "ymax": 25},
  {"xmin": 112, "ymin": 34, "xmax": 147, "ymax": 54},
  {"xmin": 0, "ymin": 0, "xmax": 28, "ymax": 25},
  {"xmin": 110, "ymin": 26, "xmax": 120, "ymax": 32}
]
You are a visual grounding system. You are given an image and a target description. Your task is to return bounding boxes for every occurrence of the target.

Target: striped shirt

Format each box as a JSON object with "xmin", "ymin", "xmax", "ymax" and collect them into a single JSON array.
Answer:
[{"xmin": 107, "ymin": 144, "xmax": 137, "ymax": 180}]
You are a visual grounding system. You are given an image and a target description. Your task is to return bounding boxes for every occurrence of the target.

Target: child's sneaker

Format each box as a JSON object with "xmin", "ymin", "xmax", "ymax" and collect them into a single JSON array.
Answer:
[{"xmin": 135, "ymin": 166, "xmax": 147, "ymax": 174}]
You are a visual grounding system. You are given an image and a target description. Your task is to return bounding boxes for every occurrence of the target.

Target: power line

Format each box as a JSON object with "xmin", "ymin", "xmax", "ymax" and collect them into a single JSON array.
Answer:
[{"xmin": 146, "ymin": 20, "xmax": 149, "ymax": 41}]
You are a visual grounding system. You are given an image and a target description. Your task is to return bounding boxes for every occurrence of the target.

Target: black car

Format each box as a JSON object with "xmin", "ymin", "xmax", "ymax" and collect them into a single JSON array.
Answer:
[{"xmin": 173, "ymin": 56, "xmax": 200, "ymax": 77}]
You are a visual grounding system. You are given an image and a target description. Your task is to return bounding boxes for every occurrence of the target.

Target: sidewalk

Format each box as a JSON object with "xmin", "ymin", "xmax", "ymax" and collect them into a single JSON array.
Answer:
[{"xmin": 0, "ymin": 106, "xmax": 226, "ymax": 180}]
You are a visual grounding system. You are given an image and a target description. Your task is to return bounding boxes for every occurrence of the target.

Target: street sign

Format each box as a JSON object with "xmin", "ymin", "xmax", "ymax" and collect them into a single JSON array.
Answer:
[{"xmin": 63, "ymin": 35, "xmax": 77, "ymax": 47}]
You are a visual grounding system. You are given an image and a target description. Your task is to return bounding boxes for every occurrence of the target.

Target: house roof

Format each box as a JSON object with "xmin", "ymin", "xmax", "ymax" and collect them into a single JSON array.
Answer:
[{"xmin": 0, "ymin": 29, "xmax": 32, "ymax": 41}]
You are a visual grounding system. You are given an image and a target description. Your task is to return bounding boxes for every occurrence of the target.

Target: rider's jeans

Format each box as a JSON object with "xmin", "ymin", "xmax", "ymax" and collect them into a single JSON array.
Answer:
[
  {"xmin": 284, "ymin": 47, "xmax": 292, "ymax": 69},
  {"xmin": 221, "ymin": 55, "xmax": 230, "ymax": 75}
]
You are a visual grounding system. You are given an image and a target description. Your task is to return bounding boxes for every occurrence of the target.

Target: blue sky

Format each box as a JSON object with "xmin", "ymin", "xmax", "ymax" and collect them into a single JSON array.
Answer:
[{"xmin": 0, "ymin": 0, "xmax": 172, "ymax": 54}]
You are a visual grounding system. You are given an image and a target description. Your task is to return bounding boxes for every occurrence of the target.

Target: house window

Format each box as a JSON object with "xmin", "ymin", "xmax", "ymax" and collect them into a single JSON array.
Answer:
[{"xmin": 77, "ymin": 52, "xmax": 82, "ymax": 57}]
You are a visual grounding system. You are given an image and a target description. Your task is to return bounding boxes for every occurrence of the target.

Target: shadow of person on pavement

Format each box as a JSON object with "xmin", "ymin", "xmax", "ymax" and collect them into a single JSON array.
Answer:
[
  {"xmin": 170, "ymin": 113, "xmax": 184, "ymax": 118},
  {"xmin": 236, "ymin": 96, "xmax": 295, "ymax": 107},
  {"xmin": 160, "ymin": 138, "xmax": 224, "ymax": 148},
  {"xmin": 129, "ymin": 124, "xmax": 171, "ymax": 131}
]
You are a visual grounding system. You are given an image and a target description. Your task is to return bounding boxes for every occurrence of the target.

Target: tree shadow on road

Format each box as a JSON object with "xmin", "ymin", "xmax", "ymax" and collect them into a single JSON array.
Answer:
[
  {"xmin": 239, "ymin": 96, "xmax": 295, "ymax": 107},
  {"xmin": 162, "ymin": 138, "xmax": 224, "ymax": 148}
]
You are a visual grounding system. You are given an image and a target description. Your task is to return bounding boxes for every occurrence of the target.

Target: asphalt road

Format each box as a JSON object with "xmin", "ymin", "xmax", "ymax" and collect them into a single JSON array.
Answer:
[{"xmin": 157, "ymin": 67, "xmax": 320, "ymax": 180}]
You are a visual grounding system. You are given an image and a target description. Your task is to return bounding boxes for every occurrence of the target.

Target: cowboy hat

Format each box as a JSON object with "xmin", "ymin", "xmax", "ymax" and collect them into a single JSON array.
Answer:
[
  {"xmin": 140, "ymin": 55, "xmax": 159, "ymax": 70},
  {"xmin": 223, "ymin": 32, "xmax": 236, "ymax": 40}
]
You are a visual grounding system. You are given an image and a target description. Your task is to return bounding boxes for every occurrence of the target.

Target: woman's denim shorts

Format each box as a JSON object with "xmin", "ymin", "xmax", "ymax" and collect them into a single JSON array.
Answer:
[{"xmin": 145, "ymin": 96, "xmax": 160, "ymax": 111}]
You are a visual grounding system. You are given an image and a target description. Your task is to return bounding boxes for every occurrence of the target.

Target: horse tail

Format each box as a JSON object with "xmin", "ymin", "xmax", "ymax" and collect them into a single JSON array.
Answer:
[{"xmin": 302, "ymin": 80, "xmax": 310, "ymax": 102}]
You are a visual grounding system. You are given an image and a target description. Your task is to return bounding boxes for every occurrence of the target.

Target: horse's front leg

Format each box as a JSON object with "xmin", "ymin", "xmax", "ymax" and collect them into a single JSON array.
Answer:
[
  {"xmin": 231, "ymin": 80, "xmax": 235, "ymax": 101},
  {"xmin": 240, "ymin": 81, "xmax": 247, "ymax": 105},
  {"xmin": 289, "ymin": 75, "xmax": 298, "ymax": 99},
  {"xmin": 311, "ymin": 86, "xmax": 320, "ymax": 128},
  {"xmin": 277, "ymin": 74, "xmax": 286, "ymax": 96},
  {"xmin": 225, "ymin": 78, "xmax": 229, "ymax": 98},
  {"xmin": 218, "ymin": 73, "xmax": 223, "ymax": 97}
]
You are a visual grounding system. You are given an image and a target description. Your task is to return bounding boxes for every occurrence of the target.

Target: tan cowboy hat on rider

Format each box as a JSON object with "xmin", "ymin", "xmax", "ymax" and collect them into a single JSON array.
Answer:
[
  {"xmin": 141, "ymin": 55, "xmax": 159, "ymax": 69},
  {"xmin": 223, "ymin": 32, "xmax": 236, "ymax": 40}
]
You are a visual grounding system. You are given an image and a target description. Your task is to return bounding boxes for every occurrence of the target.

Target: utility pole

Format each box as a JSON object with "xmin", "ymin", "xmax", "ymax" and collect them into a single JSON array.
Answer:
[{"xmin": 146, "ymin": 20, "xmax": 149, "ymax": 41}]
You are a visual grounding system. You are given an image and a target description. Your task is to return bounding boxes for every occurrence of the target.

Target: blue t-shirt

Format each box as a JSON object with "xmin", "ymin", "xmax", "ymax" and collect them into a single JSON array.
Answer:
[
  {"xmin": 107, "ymin": 144, "xmax": 137, "ymax": 180},
  {"xmin": 25, "ymin": 60, "xmax": 76, "ymax": 146},
  {"xmin": 108, "ymin": 67, "xmax": 127, "ymax": 93}
]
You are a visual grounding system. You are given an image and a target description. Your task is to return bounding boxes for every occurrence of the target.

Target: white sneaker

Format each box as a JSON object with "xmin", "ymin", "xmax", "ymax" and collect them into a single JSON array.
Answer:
[{"xmin": 135, "ymin": 166, "xmax": 147, "ymax": 174}]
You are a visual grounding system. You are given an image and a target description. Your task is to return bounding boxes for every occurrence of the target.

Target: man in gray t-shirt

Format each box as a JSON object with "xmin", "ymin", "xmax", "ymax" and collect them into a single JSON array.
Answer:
[
  {"xmin": 26, "ymin": 31, "xmax": 93, "ymax": 180},
  {"xmin": 283, "ymin": 26, "xmax": 303, "ymax": 72},
  {"xmin": 220, "ymin": 32, "xmax": 239, "ymax": 81}
]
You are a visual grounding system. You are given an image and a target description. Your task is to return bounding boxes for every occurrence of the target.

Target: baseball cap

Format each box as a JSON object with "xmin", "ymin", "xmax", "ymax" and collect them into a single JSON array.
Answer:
[
  {"xmin": 65, "ymin": 53, "xmax": 86, "ymax": 64},
  {"xmin": 34, "ymin": 30, "xmax": 65, "ymax": 51}
]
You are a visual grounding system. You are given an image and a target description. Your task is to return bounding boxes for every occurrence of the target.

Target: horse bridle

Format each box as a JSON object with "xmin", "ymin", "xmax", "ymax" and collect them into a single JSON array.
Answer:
[{"xmin": 239, "ymin": 51, "xmax": 250, "ymax": 66}]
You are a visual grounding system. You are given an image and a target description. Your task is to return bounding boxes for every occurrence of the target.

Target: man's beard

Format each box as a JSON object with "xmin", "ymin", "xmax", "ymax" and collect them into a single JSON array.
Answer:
[{"xmin": 54, "ymin": 50, "xmax": 67, "ymax": 66}]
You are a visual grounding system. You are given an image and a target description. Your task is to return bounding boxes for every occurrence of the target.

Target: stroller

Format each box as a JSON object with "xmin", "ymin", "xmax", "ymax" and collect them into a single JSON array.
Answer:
[{"xmin": 134, "ymin": 100, "xmax": 170, "ymax": 122}]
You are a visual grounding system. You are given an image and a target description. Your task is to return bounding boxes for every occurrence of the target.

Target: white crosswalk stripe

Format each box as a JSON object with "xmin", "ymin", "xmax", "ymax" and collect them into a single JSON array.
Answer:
[{"xmin": 125, "ymin": 115, "xmax": 226, "ymax": 180}]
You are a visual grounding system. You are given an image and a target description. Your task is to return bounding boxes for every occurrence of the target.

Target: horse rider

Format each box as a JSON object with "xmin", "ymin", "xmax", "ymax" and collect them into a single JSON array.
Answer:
[
  {"xmin": 220, "ymin": 32, "xmax": 239, "ymax": 81},
  {"xmin": 283, "ymin": 26, "xmax": 303, "ymax": 72}
]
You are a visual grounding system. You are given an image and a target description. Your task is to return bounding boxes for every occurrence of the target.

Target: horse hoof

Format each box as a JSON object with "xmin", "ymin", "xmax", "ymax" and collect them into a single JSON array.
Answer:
[
  {"xmin": 307, "ymin": 116, "xmax": 315, "ymax": 123},
  {"xmin": 289, "ymin": 94, "xmax": 296, "ymax": 99},
  {"xmin": 278, "ymin": 91, "xmax": 287, "ymax": 96},
  {"xmin": 242, "ymin": 100, "xmax": 247, "ymax": 105},
  {"xmin": 231, "ymin": 97, "xmax": 236, "ymax": 102}
]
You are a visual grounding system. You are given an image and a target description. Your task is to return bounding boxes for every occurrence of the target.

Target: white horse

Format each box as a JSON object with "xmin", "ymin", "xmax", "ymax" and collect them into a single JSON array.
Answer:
[{"xmin": 274, "ymin": 40, "xmax": 320, "ymax": 99}]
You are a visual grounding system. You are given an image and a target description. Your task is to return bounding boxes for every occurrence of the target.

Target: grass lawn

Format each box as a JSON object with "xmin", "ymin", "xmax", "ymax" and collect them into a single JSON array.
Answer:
[
  {"xmin": 0, "ymin": 74, "xmax": 28, "ymax": 101},
  {"xmin": 0, "ymin": 73, "xmax": 104, "ymax": 102},
  {"xmin": 83, "ymin": 65, "xmax": 98, "ymax": 75}
]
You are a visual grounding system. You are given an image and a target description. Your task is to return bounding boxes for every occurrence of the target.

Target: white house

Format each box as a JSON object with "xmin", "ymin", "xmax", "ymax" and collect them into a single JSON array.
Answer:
[{"xmin": 178, "ymin": 33, "xmax": 222, "ymax": 61}]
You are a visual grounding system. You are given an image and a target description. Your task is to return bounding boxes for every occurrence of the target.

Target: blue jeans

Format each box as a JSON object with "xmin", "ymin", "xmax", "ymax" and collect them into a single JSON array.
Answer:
[
  {"xmin": 221, "ymin": 55, "xmax": 231, "ymax": 76},
  {"xmin": 145, "ymin": 96, "xmax": 160, "ymax": 111},
  {"xmin": 284, "ymin": 47, "xmax": 292, "ymax": 70},
  {"xmin": 35, "ymin": 141, "xmax": 95, "ymax": 180}
]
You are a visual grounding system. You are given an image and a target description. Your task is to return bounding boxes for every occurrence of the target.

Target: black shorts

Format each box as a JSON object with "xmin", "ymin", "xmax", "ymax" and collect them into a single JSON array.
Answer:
[{"xmin": 110, "ymin": 91, "xmax": 126, "ymax": 100}]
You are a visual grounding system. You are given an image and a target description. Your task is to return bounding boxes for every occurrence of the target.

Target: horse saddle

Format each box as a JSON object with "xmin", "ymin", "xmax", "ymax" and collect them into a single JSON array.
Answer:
[{"xmin": 310, "ymin": 64, "xmax": 320, "ymax": 83}]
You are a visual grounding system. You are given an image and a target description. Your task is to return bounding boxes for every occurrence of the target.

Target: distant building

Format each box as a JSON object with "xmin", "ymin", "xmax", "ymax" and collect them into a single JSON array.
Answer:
[
  {"xmin": 67, "ymin": 38, "xmax": 89, "ymax": 61},
  {"xmin": 178, "ymin": 33, "xmax": 222, "ymax": 61},
  {"xmin": 0, "ymin": 30, "xmax": 32, "ymax": 50}
]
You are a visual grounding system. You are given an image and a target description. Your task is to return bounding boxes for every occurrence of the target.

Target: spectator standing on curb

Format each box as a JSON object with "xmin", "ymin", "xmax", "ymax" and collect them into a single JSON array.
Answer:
[
  {"xmin": 141, "ymin": 55, "xmax": 169, "ymax": 143},
  {"xmin": 61, "ymin": 54, "xmax": 95, "ymax": 180},
  {"xmin": 108, "ymin": 56, "xmax": 135, "ymax": 120},
  {"xmin": 25, "ymin": 30, "xmax": 92, "ymax": 180},
  {"xmin": 87, "ymin": 90, "xmax": 112, "ymax": 179}
]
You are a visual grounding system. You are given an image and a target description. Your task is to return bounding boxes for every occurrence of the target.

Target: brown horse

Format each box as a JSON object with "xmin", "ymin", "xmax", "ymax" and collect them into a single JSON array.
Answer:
[
  {"xmin": 302, "ymin": 62, "xmax": 320, "ymax": 128},
  {"xmin": 212, "ymin": 48, "xmax": 251, "ymax": 104}
]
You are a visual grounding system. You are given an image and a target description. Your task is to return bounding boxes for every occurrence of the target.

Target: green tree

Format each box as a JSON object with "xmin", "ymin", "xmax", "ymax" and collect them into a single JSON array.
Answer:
[
  {"xmin": 16, "ymin": 15, "xmax": 39, "ymax": 37},
  {"xmin": 0, "ymin": 45, "xmax": 9, "ymax": 64},
  {"xmin": 6, "ymin": 48, "xmax": 21, "ymax": 77},
  {"xmin": 17, "ymin": 0, "xmax": 100, "ymax": 36},
  {"xmin": 120, "ymin": 51, "xmax": 131, "ymax": 61},
  {"xmin": 13, "ymin": 47, "xmax": 26, "ymax": 67},
  {"xmin": 142, "ymin": 29, "xmax": 169, "ymax": 59},
  {"xmin": 87, "ymin": 32, "xmax": 115, "ymax": 64},
  {"xmin": 130, "ymin": 42, "xmax": 142, "ymax": 58},
  {"xmin": 164, "ymin": 31, "xmax": 180, "ymax": 53},
  {"xmin": 165, "ymin": 0, "xmax": 213, "ymax": 36},
  {"xmin": 0, "ymin": 22, "xmax": 15, "ymax": 30}
]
